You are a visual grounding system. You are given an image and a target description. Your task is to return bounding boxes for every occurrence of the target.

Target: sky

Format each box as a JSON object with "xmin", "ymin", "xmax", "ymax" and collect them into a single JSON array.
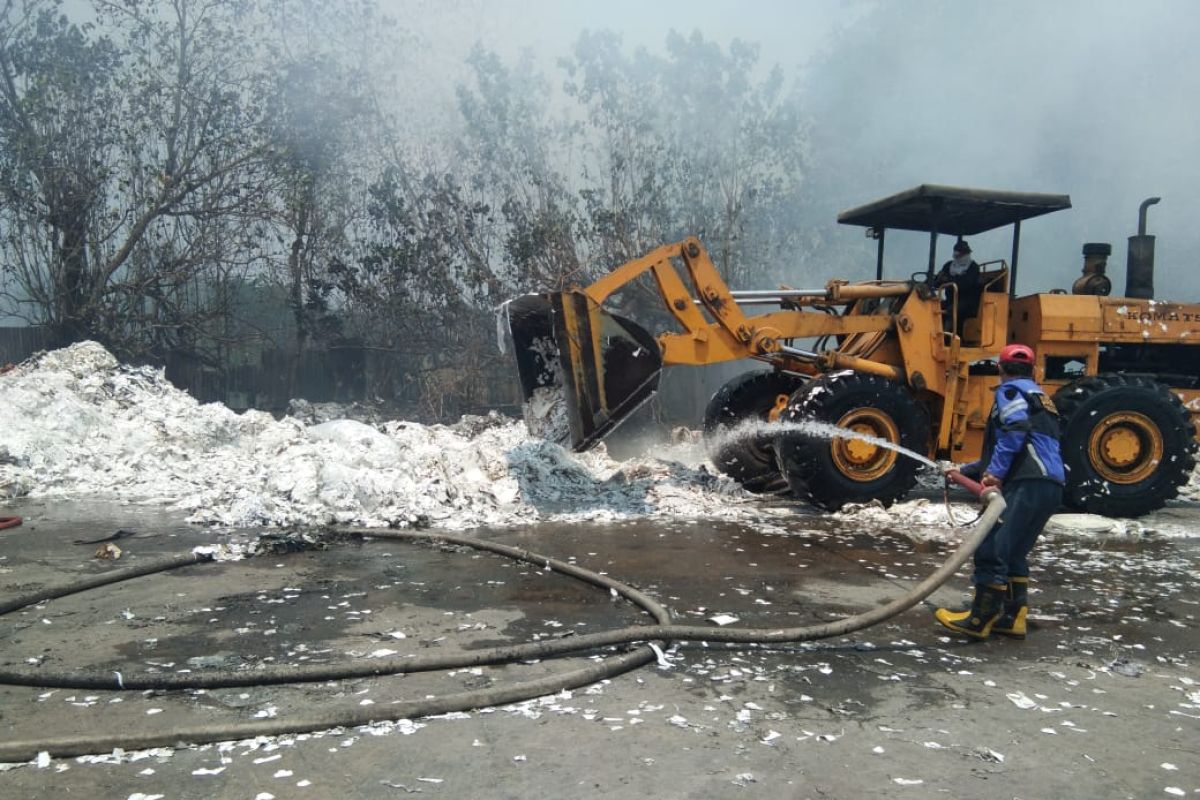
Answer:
[{"xmin": 389, "ymin": 0, "xmax": 1200, "ymax": 295}]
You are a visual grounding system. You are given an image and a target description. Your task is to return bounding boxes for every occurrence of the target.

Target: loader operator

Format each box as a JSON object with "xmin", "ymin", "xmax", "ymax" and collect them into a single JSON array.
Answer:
[
  {"xmin": 935, "ymin": 343, "xmax": 1064, "ymax": 640},
  {"xmin": 932, "ymin": 239, "xmax": 982, "ymax": 336}
]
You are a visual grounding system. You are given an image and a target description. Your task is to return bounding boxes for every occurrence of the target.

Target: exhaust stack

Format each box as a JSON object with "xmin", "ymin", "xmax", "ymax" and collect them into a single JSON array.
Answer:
[{"xmin": 1125, "ymin": 197, "xmax": 1160, "ymax": 299}]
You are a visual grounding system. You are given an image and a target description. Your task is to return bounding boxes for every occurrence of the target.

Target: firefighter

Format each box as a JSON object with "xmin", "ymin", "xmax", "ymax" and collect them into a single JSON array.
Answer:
[{"xmin": 935, "ymin": 343, "xmax": 1065, "ymax": 639}]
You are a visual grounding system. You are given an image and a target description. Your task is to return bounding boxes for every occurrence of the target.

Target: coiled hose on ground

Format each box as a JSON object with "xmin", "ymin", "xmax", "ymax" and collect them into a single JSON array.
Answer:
[{"xmin": 0, "ymin": 492, "xmax": 1003, "ymax": 762}]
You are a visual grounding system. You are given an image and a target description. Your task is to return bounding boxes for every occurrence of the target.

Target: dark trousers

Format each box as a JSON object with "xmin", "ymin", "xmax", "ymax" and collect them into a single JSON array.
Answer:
[{"xmin": 972, "ymin": 479, "xmax": 1063, "ymax": 587}]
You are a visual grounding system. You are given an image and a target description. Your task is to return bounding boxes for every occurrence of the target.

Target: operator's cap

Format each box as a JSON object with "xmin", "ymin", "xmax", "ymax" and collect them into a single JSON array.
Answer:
[{"xmin": 953, "ymin": 239, "xmax": 972, "ymax": 254}]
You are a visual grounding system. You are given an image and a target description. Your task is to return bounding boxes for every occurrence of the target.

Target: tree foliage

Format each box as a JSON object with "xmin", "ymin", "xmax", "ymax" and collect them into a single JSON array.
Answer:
[
  {"xmin": 0, "ymin": 2, "xmax": 812, "ymax": 419},
  {"xmin": 0, "ymin": 0, "xmax": 276, "ymax": 361},
  {"xmin": 563, "ymin": 30, "xmax": 808, "ymax": 287}
]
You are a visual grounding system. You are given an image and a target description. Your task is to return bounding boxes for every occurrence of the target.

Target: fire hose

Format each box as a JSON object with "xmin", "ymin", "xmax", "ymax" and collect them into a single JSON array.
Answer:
[{"xmin": 0, "ymin": 479, "xmax": 1002, "ymax": 762}]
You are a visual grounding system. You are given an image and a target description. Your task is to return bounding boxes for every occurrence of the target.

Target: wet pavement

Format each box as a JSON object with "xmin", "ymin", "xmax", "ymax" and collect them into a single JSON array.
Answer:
[{"xmin": 0, "ymin": 496, "xmax": 1198, "ymax": 799}]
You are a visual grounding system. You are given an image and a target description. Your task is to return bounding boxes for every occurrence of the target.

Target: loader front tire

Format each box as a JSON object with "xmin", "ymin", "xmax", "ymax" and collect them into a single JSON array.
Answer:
[
  {"xmin": 703, "ymin": 370, "xmax": 809, "ymax": 493},
  {"xmin": 1055, "ymin": 375, "xmax": 1196, "ymax": 517},
  {"xmin": 775, "ymin": 373, "xmax": 930, "ymax": 511}
]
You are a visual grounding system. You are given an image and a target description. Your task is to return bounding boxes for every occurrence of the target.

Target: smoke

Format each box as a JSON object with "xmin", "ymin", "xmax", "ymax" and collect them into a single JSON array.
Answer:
[
  {"xmin": 10, "ymin": 1, "xmax": 1194, "ymax": 351},
  {"xmin": 383, "ymin": 0, "xmax": 1198, "ymax": 296},
  {"xmin": 800, "ymin": 0, "xmax": 1200, "ymax": 294}
]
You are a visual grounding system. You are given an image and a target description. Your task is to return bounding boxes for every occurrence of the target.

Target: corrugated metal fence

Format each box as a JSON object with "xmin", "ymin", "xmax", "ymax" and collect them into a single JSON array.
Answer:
[
  {"xmin": 163, "ymin": 346, "xmax": 522, "ymax": 418},
  {"xmin": 1, "ymin": 327, "xmax": 520, "ymax": 418},
  {"xmin": 0, "ymin": 326, "xmax": 51, "ymax": 366}
]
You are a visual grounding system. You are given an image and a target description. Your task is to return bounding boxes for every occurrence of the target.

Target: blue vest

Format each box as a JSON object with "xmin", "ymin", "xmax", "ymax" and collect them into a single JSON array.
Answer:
[{"xmin": 980, "ymin": 378, "xmax": 1065, "ymax": 484}]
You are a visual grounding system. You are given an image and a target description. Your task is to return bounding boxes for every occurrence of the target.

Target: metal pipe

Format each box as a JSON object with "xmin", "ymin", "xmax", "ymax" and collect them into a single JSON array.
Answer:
[
  {"xmin": 926, "ymin": 197, "xmax": 943, "ymax": 279},
  {"xmin": 728, "ymin": 289, "xmax": 830, "ymax": 299},
  {"xmin": 828, "ymin": 352, "xmax": 904, "ymax": 381},
  {"xmin": 927, "ymin": 230, "xmax": 938, "ymax": 278},
  {"xmin": 829, "ymin": 283, "xmax": 912, "ymax": 300},
  {"xmin": 724, "ymin": 298, "xmax": 825, "ymax": 306},
  {"xmin": 693, "ymin": 297, "xmax": 835, "ymax": 308},
  {"xmin": 876, "ymin": 227, "xmax": 886, "ymax": 281},
  {"xmin": 778, "ymin": 344, "xmax": 821, "ymax": 360},
  {"xmin": 1138, "ymin": 197, "xmax": 1161, "ymax": 236},
  {"xmin": 1010, "ymin": 219, "xmax": 1021, "ymax": 298},
  {"xmin": 1127, "ymin": 197, "xmax": 1161, "ymax": 299},
  {"xmin": 706, "ymin": 286, "xmax": 909, "ymax": 304}
]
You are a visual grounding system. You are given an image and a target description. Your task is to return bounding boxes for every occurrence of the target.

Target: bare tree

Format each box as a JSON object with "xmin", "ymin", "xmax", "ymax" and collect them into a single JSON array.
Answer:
[
  {"xmin": 253, "ymin": 0, "xmax": 393, "ymax": 396},
  {"xmin": 341, "ymin": 32, "xmax": 812, "ymax": 418},
  {"xmin": 343, "ymin": 48, "xmax": 581, "ymax": 412},
  {"xmin": 0, "ymin": 0, "xmax": 273, "ymax": 362},
  {"xmin": 454, "ymin": 46, "xmax": 584, "ymax": 294}
]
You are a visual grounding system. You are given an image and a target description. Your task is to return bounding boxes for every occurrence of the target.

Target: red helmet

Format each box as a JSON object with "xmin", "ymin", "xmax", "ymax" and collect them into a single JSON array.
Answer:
[{"xmin": 999, "ymin": 343, "xmax": 1035, "ymax": 365}]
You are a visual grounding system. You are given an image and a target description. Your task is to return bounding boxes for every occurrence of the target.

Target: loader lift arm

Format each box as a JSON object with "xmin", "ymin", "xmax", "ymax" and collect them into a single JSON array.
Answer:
[
  {"xmin": 507, "ymin": 236, "xmax": 911, "ymax": 451},
  {"xmin": 587, "ymin": 237, "xmax": 907, "ymax": 366}
]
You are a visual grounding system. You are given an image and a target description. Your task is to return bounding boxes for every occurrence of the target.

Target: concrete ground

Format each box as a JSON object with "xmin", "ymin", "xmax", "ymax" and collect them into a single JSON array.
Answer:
[{"xmin": 0, "ymin": 496, "xmax": 1197, "ymax": 799}]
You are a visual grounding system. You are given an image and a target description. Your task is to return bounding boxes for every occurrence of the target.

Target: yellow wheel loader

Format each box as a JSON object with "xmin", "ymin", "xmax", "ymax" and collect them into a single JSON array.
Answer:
[{"xmin": 506, "ymin": 185, "xmax": 1198, "ymax": 516}]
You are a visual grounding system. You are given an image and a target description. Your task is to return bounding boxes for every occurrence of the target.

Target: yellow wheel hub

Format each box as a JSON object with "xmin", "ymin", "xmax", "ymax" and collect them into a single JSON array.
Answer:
[
  {"xmin": 767, "ymin": 394, "xmax": 790, "ymax": 423},
  {"xmin": 831, "ymin": 408, "xmax": 900, "ymax": 482},
  {"xmin": 1088, "ymin": 411, "xmax": 1163, "ymax": 484}
]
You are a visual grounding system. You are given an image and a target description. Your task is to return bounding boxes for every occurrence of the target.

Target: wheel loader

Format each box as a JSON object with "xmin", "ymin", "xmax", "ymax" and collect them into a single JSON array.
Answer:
[{"xmin": 506, "ymin": 185, "xmax": 1199, "ymax": 517}]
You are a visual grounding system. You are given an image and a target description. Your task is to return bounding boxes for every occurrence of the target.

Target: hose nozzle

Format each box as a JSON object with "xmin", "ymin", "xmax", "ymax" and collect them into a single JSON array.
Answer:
[{"xmin": 946, "ymin": 470, "xmax": 998, "ymax": 504}]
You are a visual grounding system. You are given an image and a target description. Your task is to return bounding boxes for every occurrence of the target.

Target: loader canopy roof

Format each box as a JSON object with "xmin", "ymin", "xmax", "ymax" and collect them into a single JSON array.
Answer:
[
  {"xmin": 838, "ymin": 184, "xmax": 1072, "ymax": 289},
  {"xmin": 837, "ymin": 184, "xmax": 1072, "ymax": 236}
]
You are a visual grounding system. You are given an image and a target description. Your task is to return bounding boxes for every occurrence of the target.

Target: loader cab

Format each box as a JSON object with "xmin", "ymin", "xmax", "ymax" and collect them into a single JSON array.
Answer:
[{"xmin": 838, "ymin": 184, "xmax": 1072, "ymax": 348}]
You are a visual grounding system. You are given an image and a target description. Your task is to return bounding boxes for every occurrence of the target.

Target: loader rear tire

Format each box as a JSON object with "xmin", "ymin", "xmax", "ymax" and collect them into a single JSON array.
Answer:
[
  {"xmin": 775, "ymin": 373, "xmax": 930, "ymax": 511},
  {"xmin": 703, "ymin": 370, "xmax": 809, "ymax": 493},
  {"xmin": 1054, "ymin": 375, "xmax": 1196, "ymax": 517}
]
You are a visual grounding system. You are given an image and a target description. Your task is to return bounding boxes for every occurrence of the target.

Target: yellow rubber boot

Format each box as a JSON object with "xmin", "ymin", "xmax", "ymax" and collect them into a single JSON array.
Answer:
[
  {"xmin": 992, "ymin": 577, "xmax": 1029, "ymax": 639},
  {"xmin": 934, "ymin": 583, "xmax": 1007, "ymax": 639}
]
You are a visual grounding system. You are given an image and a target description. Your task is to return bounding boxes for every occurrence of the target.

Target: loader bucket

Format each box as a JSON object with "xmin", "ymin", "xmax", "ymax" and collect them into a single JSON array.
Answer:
[{"xmin": 507, "ymin": 290, "xmax": 662, "ymax": 451}]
